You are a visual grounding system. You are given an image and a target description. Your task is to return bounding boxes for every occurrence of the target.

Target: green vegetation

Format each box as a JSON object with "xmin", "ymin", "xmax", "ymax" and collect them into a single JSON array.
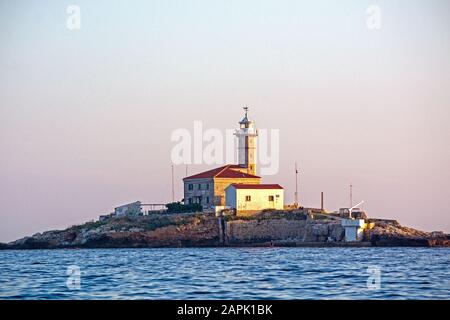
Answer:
[
  {"xmin": 70, "ymin": 220, "xmax": 108, "ymax": 232},
  {"xmin": 166, "ymin": 202, "xmax": 202, "ymax": 214},
  {"xmin": 142, "ymin": 215, "xmax": 184, "ymax": 231},
  {"xmin": 72, "ymin": 214, "xmax": 200, "ymax": 233}
]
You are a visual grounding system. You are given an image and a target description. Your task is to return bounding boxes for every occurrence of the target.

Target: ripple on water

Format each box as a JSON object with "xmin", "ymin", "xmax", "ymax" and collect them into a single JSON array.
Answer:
[{"xmin": 0, "ymin": 247, "xmax": 449, "ymax": 299}]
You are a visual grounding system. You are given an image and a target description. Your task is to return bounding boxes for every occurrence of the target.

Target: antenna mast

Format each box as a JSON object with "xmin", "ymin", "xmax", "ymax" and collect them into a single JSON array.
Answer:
[
  {"xmin": 349, "ymin": 183, "xmax": 353, "ymax": 208},
  {"xmin": 294, "ymin": 162, "xmax": 299, "ymax": 208},
  {"xmin": 243, "ymin": 105, "xmax": 249, "ymax": 117}
]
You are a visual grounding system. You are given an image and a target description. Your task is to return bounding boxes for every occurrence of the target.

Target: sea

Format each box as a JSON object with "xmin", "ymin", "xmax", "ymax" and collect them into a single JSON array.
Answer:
[{"xmin": 0, "ymin": 247, "xmax": 448, "ymax": 299}]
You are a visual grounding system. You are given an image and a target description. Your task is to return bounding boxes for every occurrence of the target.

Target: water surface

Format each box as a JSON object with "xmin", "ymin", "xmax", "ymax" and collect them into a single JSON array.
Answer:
[{"xmin": 0, "ymin": 247, "xmax": 448, "ymax": 299}]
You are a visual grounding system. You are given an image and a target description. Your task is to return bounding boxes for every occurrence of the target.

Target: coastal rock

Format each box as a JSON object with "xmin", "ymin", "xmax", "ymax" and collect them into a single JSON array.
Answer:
[
  {"xmin": 365, "ymin": 220, "xmax": 449, "ymax": 247},
  {"xmin": 330, "ymin": 225, "xmax": 345, "ymax": 242},
  {"xmin": 2, "ymin": 212, "xmax": 449, "ymax": 249},
  {"xmin": 312, "ymin": 224, "xmax": 329, "ymax": 237}
]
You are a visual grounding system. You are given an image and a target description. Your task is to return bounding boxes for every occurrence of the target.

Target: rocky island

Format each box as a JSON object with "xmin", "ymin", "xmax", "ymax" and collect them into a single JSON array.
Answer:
[
  {"xmin": 2, "ymin": 210, "xmax": 449, "ymax": 249},
  {"xmin": 2, "ymin": 109, "xmax": 442, "ymax": 250}
]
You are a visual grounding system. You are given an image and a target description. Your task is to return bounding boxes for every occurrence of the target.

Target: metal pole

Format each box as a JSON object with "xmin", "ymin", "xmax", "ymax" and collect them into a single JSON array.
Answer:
[
  {"xmin": 350, "ymin": 183, "xmax": 353, "ymax": 208},
  {"xmin": 294, "ymin": 162, "xmax": 299, "ymax": 208},
  {"xmin": 321, "ymin": 192, "xmax": 324, "ymax": 211}
]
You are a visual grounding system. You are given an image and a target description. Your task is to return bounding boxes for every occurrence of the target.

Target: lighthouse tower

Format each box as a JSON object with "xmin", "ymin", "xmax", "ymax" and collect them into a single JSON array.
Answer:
[{"xmin": 235, "ymin": 107, "xmax": 258, "ymax": 176}]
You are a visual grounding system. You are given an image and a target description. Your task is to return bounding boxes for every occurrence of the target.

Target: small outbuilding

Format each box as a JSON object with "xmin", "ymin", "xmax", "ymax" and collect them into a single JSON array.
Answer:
[
  {"xmin": 341, "ymin": 219, "xmax": 367, "ymax": 242},
  {"xmin": 114, "ymin": 201, "xmax": 142, "ymax": 216},
  {"xmin": 225, "ymin": 183, "xmax": 284, "ymax": 215}
]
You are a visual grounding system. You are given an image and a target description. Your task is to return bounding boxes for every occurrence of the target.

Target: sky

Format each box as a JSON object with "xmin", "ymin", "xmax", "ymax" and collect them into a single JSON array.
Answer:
[{"xmin": 0, "ymin": 0, "xmax": 449, "ymax": 242}]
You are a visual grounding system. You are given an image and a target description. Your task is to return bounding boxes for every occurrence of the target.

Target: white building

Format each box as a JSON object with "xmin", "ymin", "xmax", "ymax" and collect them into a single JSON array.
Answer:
[
  {"xmin": 114, "ymin": 201, "xmax": 142, "ymax": 216},
  {"xmin": 225, "ymin": 183, "xmax": 284, "ymax": 215},
  {"xmin": 341, "ymin": 219, "xmax": 366, "ymax": 242}
]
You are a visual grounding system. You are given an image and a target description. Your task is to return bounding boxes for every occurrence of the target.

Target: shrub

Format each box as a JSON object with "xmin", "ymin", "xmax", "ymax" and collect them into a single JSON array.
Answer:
[{"xmin": 165, "ymin": 202, "xmax": 202, "ymax": 213}]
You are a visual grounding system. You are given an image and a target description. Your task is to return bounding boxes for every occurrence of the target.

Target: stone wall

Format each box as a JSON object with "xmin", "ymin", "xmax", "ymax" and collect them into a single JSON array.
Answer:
[
  {"xmin": 225, "ymin": 218, "xmax": 345, "ymax": 244},
  {"xmin": 183, "ymin": 178, "xmax": 215, "ymax": 209}
]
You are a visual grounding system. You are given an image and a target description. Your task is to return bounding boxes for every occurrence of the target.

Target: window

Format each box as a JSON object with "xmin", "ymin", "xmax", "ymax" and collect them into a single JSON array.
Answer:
[
  {"xmin": 206, "ymin": 183, "xmax": 209, "ymax": 190},
  {"xmin": 188, "ymin": 198, "xmax": 193, "ymax": 204},
  {"xmin": 188, "ymin": 184, "xmax": 193, "ymax": 191},
  {"xmin": 269, "ymin": 195, "xmax": 274, "ymax": 201},
  {"xmin": 198, "ymin": 184, "xmax": 202, "ymax": 190},
  {"xmin": 245, "ymin": 195, "xmax": 251, "ymax": 202},
  {"xmin": 206, "ymin": 196, "xmax": 209, "ymax": 204}
]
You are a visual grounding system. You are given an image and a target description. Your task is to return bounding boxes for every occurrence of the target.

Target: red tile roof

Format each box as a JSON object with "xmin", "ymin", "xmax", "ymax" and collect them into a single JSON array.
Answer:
[
  {"xmin": 183, "ymin": 165, "xmax": 260, "ymax": 180},
  {"xmin": 229, "ymin": 183, "xmax": 284, "ymax": 190}
]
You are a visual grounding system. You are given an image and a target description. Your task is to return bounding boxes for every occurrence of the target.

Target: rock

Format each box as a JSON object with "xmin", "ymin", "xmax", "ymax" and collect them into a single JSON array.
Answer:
[
  {"xmin": 64, "ymin": 232, "xmax": 77, "ymax": 242},
  {"xmin": 365, "ymin": 220, "xmax": 449, "ymax": 247},
  {"xmin": 312, "ymin": 224, "xmax": 329, "ymax": 237},
  {"xmin": 430, "ymin": 231, "xmax": 445, "ymax": 238},
  {"xmin": 2, "ymin": 211, "xmax": 448, "ymax": 249},
  {"xmin": 330, "ymin": 225, "xmax": 345, "ymax": 242}
]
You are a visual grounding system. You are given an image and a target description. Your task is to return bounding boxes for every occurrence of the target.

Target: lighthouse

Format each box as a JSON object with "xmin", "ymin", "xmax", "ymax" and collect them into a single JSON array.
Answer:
[
  {"xmin": 183, "ymin": 107, "xmax": 284, "ymax": 214},
  {"xmin": 235, "ymin": 107, "xmax": 258, "ymax": 176}
]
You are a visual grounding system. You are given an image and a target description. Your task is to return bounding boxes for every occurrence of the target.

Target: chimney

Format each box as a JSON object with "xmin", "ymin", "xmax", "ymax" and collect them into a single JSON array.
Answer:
[{"xmin": 321, "ymin": 192, "xmax": 324, "ymax": 212}]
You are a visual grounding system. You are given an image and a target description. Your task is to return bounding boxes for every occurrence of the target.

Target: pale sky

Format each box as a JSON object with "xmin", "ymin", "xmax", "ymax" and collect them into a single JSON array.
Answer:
[{"xmin": 1, "ymin": 0, "xmax": 449, "ymax": 242}]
